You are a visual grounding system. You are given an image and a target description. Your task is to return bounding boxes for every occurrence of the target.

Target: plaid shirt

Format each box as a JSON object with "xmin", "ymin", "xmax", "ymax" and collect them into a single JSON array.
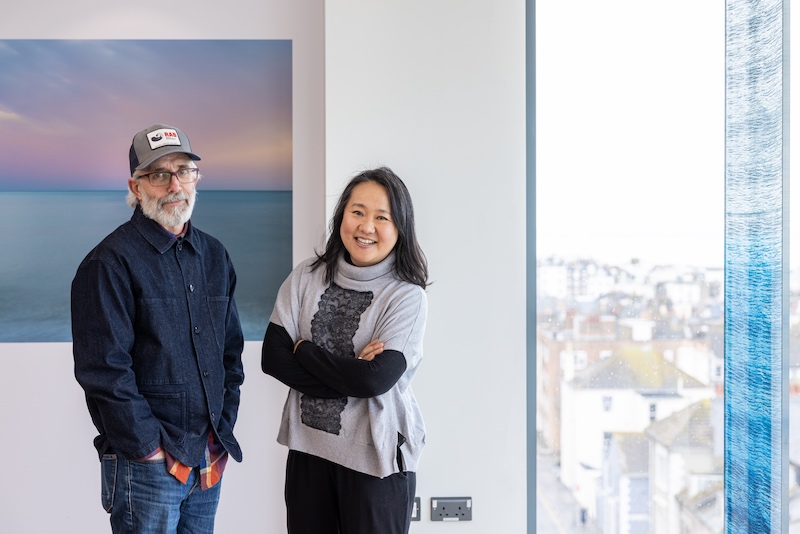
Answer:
[{"xmin": 143, "ymin": 433, "xmax": 227, "ymax": 490}]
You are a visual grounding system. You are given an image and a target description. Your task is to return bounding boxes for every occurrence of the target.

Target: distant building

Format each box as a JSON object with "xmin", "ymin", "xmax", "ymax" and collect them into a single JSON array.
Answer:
[
  {"xmin": 560, "ymin": 348, "xmax": 713, "ymax": 519},
  {"xmin": 599, "ymin": 432, "xmax": 650, "ymax": 534},
  {"xmin": 646, "ymin": 398, "xmax": 723, "ymax": 534},
  {"xmin": 536, "ymin": 328, "xmax": 617, "ymax": 454},
  {"xmin": 677, "ymin": 481, "xmax": 723, "ymax": 534},
  {"xmin": 536, "ymin": 257, "xmax": 800, "ymax": 532},
  {"xmin": 537, "ymin": 329, "xmax": 719, "ymax": 459}
]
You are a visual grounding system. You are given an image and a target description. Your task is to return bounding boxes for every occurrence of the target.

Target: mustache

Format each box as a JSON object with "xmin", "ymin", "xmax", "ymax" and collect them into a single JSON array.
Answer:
[{"xmin": 159, "ymin": 192, "xmax": 189, "ymax": 207}]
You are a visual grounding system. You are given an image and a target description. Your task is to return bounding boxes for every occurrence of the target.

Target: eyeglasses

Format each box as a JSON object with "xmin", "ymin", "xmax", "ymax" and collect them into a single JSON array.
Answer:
[{"xmin": 138, "ymin": 168, "xmax": 199, "ymax": 187}]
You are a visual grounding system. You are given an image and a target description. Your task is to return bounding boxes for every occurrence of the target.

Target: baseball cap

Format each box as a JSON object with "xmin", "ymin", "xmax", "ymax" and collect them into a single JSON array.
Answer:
[{"xmin": 129, "ymin": 124, "xmax": 201, "ymax": 175}]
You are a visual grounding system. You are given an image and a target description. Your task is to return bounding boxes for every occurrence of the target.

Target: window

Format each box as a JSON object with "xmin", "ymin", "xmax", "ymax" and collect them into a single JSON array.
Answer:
[{"xmin": 535, "ymin": 2, "xmax": 723, "ymax": 531}]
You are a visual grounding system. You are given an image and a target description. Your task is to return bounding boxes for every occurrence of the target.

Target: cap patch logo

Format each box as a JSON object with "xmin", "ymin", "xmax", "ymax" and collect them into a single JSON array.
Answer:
[{"xmin": 147, "ymin": 128, "xmax": 182, "ymax": 150}]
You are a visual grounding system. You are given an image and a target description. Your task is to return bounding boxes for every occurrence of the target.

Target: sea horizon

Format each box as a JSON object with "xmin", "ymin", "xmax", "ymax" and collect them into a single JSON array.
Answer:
[{"xmin": 0, "ymin": 190, "xmax": 292, "ymax": 342}]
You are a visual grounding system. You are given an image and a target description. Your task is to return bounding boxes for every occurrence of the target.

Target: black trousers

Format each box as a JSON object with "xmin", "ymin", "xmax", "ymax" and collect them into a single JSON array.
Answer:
[{"xmin": 285, "ymin": 449, "xmax": 416, "ymax": 534}]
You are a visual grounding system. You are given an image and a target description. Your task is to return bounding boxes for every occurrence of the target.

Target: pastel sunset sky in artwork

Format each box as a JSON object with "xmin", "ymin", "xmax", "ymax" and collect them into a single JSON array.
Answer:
[{"xmin": 0, "ymin": 40, "xmax": 291, "ymax": 191}]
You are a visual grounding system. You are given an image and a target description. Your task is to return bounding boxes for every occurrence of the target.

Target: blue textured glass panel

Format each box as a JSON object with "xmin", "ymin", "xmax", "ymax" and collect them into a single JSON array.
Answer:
[{"xmin": 725, "ymin": 1, "xmax": 787, "ymax": 533}]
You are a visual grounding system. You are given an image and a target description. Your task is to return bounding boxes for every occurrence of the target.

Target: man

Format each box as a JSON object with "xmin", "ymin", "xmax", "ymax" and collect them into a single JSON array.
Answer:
[{"xmin": 71, "ymin": 124, "xmax": 245, "ymax": 533}]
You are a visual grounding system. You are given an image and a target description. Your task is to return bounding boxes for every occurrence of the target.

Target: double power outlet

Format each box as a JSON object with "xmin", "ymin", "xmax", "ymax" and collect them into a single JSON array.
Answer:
[{"xmin": 411, "ymin": 496, "xmax": 473, "ymax": 522}]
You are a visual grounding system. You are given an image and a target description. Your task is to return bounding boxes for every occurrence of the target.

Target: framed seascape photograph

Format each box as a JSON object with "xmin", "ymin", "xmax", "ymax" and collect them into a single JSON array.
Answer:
[{"xmin": 0, "ymin": 39, "xmax": 293, "ymax": 341}]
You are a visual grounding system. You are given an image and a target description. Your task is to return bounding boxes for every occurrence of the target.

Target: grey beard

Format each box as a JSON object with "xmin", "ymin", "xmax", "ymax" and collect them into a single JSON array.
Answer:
[{"xmin": 140, "ymin": 189, "xmax": 196, "ymax": 229}]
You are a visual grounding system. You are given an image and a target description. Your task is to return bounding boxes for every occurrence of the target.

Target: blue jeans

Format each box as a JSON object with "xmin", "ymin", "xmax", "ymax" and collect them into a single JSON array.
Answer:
[{"xmin": 101, "ymin": 453, "xmax": 222, "ymax": 534}]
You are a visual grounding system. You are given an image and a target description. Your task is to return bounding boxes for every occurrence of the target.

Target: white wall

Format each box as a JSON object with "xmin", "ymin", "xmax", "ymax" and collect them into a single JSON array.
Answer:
[
  {"xmin": 0, "ymin": 2, "xmax": 322, "ymax": 532},
  {"xmin": 324, "ymin": 3, "xmax": 527, "ymax": 531},
  {"xmin": 0, "ymin": 1, "xmax": 528, "ymax": 532}
]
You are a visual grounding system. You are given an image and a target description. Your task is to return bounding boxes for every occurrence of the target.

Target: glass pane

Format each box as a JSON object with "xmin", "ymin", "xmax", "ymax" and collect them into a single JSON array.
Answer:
[
  {"xmin": 536, "ymin": 2, "xmax": 724, "ymax": 533},
  {"xmin": 792, "ymin": 5, "xmax": 800, "ymax": 534}
]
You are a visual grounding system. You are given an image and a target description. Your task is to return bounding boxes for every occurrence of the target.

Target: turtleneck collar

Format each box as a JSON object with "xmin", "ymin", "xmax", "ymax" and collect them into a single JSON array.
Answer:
[{"xmin": 337, "ymin": 251, "xmax": 396, "ymax": 283}]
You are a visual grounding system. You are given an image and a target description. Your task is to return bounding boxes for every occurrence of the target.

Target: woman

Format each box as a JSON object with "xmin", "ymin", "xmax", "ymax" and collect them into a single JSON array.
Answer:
[{"xmin": 262, "ymin": 167, "xmax": 429, "ymax": 534}]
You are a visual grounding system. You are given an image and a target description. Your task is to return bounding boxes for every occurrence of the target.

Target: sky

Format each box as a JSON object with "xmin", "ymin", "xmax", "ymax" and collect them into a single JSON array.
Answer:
[
  {"xmin": 536, "ymin": 1, "xmax": 725, "ymax": 269},
  {"xmin": 0, "ymin": 39, "xmax": 292, "ymax": 191},
  {"xmin": 536, "ymin": 1, "xmax": 800, "ymax": 270}
]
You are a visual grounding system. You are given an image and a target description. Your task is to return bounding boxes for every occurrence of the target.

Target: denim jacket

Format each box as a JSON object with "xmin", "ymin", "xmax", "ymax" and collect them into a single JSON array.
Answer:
[{"xmin": 71, "ymin": 206, "xmax": 244, "ymax": 466}]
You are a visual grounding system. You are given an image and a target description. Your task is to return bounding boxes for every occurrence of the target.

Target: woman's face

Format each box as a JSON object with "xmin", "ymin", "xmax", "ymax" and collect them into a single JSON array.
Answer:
[{"xmin": 340, "ymin": 181, "xmax": 399, "ymax": 267}]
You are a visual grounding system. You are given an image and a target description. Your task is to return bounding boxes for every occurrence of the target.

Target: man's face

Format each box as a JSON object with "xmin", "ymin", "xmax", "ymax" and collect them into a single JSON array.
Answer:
[{"xmin": 129, "ymin": 153, "xmax": 198, "ymax": 233}]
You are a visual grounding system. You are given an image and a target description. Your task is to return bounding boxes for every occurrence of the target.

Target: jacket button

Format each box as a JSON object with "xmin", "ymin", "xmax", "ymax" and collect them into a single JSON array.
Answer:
[
  {"xmin": 189, "ymin": 284, "xmax": 194, "ymax": 292},
  {"xmin": 194, "ymin": 326, "xmax": 200, "ymax": 334}
]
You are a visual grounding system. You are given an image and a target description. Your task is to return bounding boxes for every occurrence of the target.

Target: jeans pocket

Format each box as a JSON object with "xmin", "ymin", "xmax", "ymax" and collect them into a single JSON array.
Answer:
[{"xmin": 101, "ymin": 454, "xmax": 117, "ymax": 513}]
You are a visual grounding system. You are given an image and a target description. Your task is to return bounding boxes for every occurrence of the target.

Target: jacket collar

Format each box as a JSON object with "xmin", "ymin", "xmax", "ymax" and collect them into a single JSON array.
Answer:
[{"xmin": 130, "ymin": 205, "xmax": 198, "ymax": 255}]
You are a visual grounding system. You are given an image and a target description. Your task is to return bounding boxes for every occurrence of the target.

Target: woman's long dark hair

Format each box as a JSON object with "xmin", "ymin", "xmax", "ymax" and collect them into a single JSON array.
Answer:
[{"xmin": 312, "ymin": 167, "xmax": 429, "ymax": 289}]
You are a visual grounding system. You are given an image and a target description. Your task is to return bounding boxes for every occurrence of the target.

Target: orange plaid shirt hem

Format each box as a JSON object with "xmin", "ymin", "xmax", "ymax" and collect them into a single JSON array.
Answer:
[{"xmin": 142, "ymin": 433, "xmax": 227, "ymax": 490}]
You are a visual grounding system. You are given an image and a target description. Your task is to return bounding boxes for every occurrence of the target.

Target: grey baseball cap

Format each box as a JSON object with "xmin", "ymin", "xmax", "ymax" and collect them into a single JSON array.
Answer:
[{"xmin": 129, "ymin": 124, "xmax": 201, "ymax": 175}]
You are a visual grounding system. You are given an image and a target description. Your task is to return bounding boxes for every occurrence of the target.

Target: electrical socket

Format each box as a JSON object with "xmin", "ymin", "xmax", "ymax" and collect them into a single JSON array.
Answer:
[
  {"xmin": 411, "ymin": 496, "xmax": 421, "ymax": 521},
  {"xmin": 431, "ymin": 497, "xmax": 472, "ymax": 521}
]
